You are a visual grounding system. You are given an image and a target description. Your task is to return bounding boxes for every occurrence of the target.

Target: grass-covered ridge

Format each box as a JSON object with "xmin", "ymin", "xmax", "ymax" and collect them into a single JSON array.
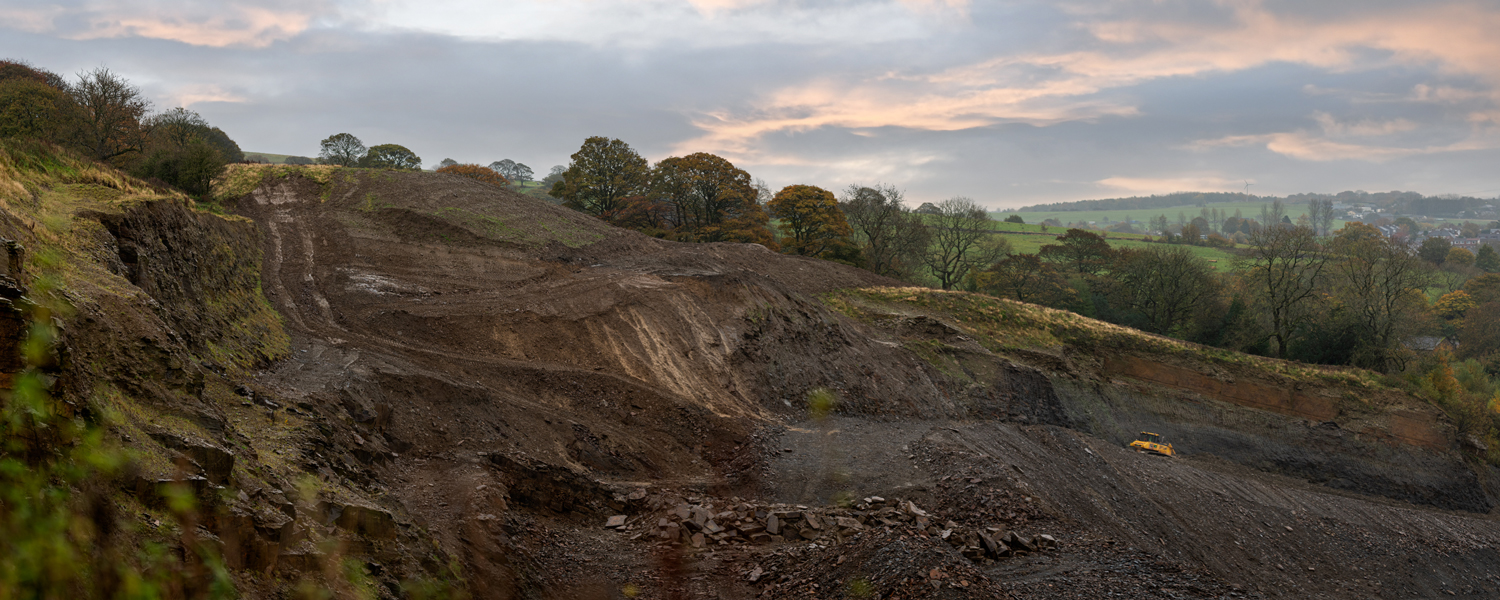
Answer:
[{"xmin": 827, "ymin": 286, "xmax": 1386, "ymax": 389}]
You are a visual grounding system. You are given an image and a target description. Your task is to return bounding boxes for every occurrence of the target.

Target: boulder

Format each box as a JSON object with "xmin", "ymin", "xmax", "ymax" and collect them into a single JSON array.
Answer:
[
  {"xmin": 320, "ymin": 501, "xmax": 397, "ymax": 540},
  {"xmin": 605, "ymin": 515, "xmax": 627, "ymax": 528},
  {"xmin": 1004, "ymin": 531, "xmax": 1034, "ymax": 552},
  {"xmin": 804, "ymin": 513, "xmax": 823, "ymax": 530}
]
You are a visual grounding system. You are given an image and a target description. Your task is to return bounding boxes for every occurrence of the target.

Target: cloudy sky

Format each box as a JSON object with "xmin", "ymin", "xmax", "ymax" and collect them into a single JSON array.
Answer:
[{"xmin": 3, "ymin": 0, "xmax": 1499, "ymax": 208}]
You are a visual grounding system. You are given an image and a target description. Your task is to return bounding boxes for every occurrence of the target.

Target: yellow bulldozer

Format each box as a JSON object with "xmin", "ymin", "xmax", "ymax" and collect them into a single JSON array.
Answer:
[{"xmin": 1129, "ymin": 431, "xmax": 1175, "ymax": 457}]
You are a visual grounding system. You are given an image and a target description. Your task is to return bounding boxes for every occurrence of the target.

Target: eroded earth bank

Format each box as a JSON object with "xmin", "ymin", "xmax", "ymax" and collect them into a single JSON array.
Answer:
[{"xmin": 9, "ymin": 158, "xmax": 1500, "ymax": 599}]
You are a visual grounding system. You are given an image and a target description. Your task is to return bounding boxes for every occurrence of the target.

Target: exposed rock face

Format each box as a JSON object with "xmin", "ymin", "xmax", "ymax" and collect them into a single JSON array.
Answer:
[{"xmin": 13, "ymin": 160, "xmax": 1500, "ymax": 599}]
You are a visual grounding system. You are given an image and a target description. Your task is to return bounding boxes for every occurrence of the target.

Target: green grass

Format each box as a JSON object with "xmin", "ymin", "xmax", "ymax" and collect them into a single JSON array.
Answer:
[
  {"xmin": 988, "ymin": 232, "xmax": 1240, "ymax": 270},
  {"xmin": 997, "ymin": 200, "xmax": 1347, "ymax": 232},
  {"xmin": 242, "ymin": 151, "xmax": 305, "ymax": 164},
  {"xmin": 825, "ymin": 286, "xmax": 1387, "ymax": 388}
]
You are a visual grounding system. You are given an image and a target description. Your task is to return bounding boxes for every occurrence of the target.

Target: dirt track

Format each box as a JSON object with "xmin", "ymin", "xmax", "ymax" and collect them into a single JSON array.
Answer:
[{"xmin": 231, "ymin": 170, "xmax": 1500, "ymax": 599}]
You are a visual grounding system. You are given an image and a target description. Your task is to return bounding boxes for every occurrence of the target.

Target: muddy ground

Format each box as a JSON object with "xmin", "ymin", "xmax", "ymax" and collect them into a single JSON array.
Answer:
[{"xmin": 217, "ymin": 170, "xmax": 1500, "ymax": 599}]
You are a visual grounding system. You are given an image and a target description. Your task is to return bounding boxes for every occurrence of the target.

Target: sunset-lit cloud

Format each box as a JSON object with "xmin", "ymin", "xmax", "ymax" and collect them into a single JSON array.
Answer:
[
  {"xmin": 0, "ymin": 0, "xmax": 1496, "ymax": 205},
  {"xmin": 0, "ymin": 1, "xmax": 328, "ymax": 47},
  {"xmin": 170, "ymin": 85, "xmax": 249, "ymax": 107},
  {"xmin": 681, "ymin": 0, "xmax": 1500, "ymax": 166},
  {"xmin": 1097, "ymin": 176, "xmax": 1250, "ymax": 195}
]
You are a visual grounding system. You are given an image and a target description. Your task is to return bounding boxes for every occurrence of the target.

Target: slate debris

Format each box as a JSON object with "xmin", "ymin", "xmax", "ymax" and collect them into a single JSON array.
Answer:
[{"xmin": 618, "ymin": 492, "xmax": 1056, "ymax": 566}]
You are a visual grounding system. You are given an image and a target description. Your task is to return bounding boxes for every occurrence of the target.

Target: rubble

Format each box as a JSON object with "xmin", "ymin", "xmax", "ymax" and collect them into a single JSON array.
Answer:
[{"xmin": 621, "ymin": 492, "xmax": 1056, "ymax": 566}]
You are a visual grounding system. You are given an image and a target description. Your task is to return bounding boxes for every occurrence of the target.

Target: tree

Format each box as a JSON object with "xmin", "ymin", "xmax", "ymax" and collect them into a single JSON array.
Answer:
[
  {"xmin": 976, "ymin": 254, "xmax": 1071, "ymax": 306},
  {"xmin": 1327, "ymin": 222, "xmax": 1435, "ymax": 371},
  {"xmin": 839, "ymin": 184, "xmax": 928, "ymax": 279},
  {"xmin": 1447, "ymin": 247, "xmax": 1476, "ymax": 269},
  {"xmin": 648, "ymin": 152, "xmax": 775, "ymax": 248},
  {"xmin": 922, "ymin": 197, "xmax": 1008, "ymax": 290},
  {"xmin": 768, "ymin": 184, "xmax": 852, "ymax": 258},
  {"xmin": 1434, "ymin": 290, "xmax": 1476, "ymax": 320},
  {"xmin": 1459, "ymin": 301, "xmax": 1500, "ymax": 360},
  {"xmin": 133, "ymin": 107, "xmax": 240, "ymax": 197},
  {"xmin": 134, "ymin": 139, "xmax": 225, "ymax": 197},
  {"xmin": 488, "ymin": 159, "xmax": 534, "ymax": 184},
  {"xmin": 0, "ymin": 78, "xmax": 81, "ymax": 143},
  {"xmin": 1241, "ymin": 225, "xmax": 1329, "ymax": 358},
  {"xmin": 1105, "ymin": 246, "xmax": 1220, "ymax": 336},
  {"xmin": 70, "ymin": 67, "xmax": 150, "ymax": 162},
  {"xmin": 1419, "ymin": 237, "xmax": 1453, "ymax": 264},
  {"xmin": 1309, "ymin": 198, "xmax": 1335, "ymax": 236},
  {"xmin": 511, "ymin": 162, "xmax": 533, "ymax": 184},
  {"xmin": 362, "ymin": 143, "xmax": 422, "ymax": 170},
  {"xmin": 1038, "ymin": 229, "xmax": 1113, "ymax": 275},
  {"xmin": 437, "ymin": 158, "xmax": 458, "ymax": 169},
  {"xmin": 1474, "ymin": 245, "xmax": 1500, "ymax": 272},
  {"xmin": 0, "ymin": 59, "xmax": 69, "ymax": 89},
  {"xmin": 1463, "ymin": 273, "xmax": 1500, "ymax": 305},
  {"xmin": 551, "ymin": 137, "xmax": 650, "ymax": 217},
  {"xmin": 319, "ymin": 133, "xmax": 366, "ymax": 166},
  {"xmin": 201, "ymin": 127, "xmax": 243, "ymax": 163},
  {"xmin": 436, "ymin": 163, "xmax": 508, "ymax": 187},
  {"xmin": 1003, "ymin": 214, "xmax": 1025, "ymax": 224}
]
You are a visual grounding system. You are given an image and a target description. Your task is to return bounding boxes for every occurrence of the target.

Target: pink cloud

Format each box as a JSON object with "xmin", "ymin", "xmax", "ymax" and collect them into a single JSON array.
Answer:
[
  {"xmin": 2, "ymin": 2, "xmax": 325, "ymax": 48},
  {"xmin": 681, "ymin": 0, "xmax": 1500, "ymax": 164}
]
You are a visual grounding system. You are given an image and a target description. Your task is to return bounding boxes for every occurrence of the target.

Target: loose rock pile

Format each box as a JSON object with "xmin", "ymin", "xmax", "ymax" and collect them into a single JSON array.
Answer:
[{"xmin": 606, "ymin": 494, "xmax": 1056, "ymax": 564}]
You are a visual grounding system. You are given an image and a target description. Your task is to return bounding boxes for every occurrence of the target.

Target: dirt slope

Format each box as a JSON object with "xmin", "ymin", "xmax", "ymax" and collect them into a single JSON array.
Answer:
[{"xmin": 63, "ymin": 163, "xmax": 1474, "ymax": 599}]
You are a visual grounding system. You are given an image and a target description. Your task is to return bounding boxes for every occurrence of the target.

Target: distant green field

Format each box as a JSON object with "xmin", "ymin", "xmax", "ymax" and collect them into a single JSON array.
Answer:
[
  {"xmin": 991, "ymin": 231, "xmax": 1240, "ymax": 270},
  {"xmin": 997, "ymin": 201, "xmax": 1339, "ymax": 228}
]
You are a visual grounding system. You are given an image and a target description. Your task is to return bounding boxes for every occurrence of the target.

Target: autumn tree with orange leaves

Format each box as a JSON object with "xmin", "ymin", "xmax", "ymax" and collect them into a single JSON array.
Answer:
[
  {"xmin": 437, "ymin": 163, "xmax": 509, "ymax": 187},
  {"xmin": 650, "ymin": 152, "xmax": 776, "ymax": 249},
  {"xmin": 768, "ymin": 184, "xmax": 853, "ymax": 258}
]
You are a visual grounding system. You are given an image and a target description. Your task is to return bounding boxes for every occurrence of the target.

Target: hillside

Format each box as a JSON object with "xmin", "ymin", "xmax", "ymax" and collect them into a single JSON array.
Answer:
[{"xmin": 3, "ymin": 150, "xmax": 1500, "ymax": 598}]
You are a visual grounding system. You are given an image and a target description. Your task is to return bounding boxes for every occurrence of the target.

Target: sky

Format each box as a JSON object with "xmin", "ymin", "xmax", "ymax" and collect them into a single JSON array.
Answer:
[{"xmin": 2, "ymin": 0, "xmax": 1499, "ymax": 208}]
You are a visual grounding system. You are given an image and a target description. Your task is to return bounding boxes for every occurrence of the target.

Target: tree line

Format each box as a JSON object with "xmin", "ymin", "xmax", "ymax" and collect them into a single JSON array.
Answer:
[{"xmin": 0, "ymin": 60, "xmax": 244, "ymax": 198}]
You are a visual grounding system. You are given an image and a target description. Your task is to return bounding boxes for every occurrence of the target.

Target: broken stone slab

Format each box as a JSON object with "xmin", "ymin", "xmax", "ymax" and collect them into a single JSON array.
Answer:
[
  {"xmin": 978, "ymin": 532, "xmax": 1007, "ymax": 558},
  {"xmin": 804, "ymin": 513, "xmax": 823, "ymax": 530},
  {"xmin": 691, "ymin": 532, "xmax": 705, "ymax": 548},
  {"xmin": 766, "ymin": 514, "xmax": 780, "ymax": 535},
  {"xmin": 740, "ymin": 523, "xmax": 766, "ymax": 536},
  {"xmin": 1037, "ymin": 534, "xmax": 1057, "ymax": 548},
  {"xmin": 149, "ymin": 431, "xmax": 236, "ymax": 486},
  {"xmin": 750, "ymin": 532, "xmax": 772, "ymax": 544},
  {"xmin": 605, "ymin": 515, "xmax": 627, "ymax": 528},
  {"xmin": 835, "ymin": 516, "xmax": 864, "ymax": 530},
  {"xmin": 703, "ymin": 520, "xmax": 724, "ymax": 534},
  {"xmin": 903, "ymin": 500, "xmax": 929, "ymax": 518},
  {"xmin": 1004, "ymin": 531, "xmax": 1035, "ymax": 552},
  {"xmin": 318, "ymin": 502, "xmax": 398, "ymax": 540}
]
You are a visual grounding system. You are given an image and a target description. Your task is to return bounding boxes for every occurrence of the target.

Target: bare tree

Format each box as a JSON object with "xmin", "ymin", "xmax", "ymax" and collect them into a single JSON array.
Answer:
[
  {"xmin": 70, "ymin": 67, "xmax": 150, "ymax": 161},
  {"xmin": 1106, "ymin": 246, "xmax": 1219, "ymax": 336},
  {"xmin": 1327, "ymin": 223, "xmax": 1435, "ymax": 371},
  {"xmin": 840, "ymin": 183, "xmax": 928, "ymax": 279},
  {"xmin": 1242, "ymin": 225, "xmax": 1329, "ymax": 358},
  {"xmin": 922, "ymin": 197, "xmax": 1008, "ymax": 290},
  {"xmin": 319, "ymin": 133, "xmax": 366, "ymax": 166},
  {"xmin": 1309, "ymin": 198, "xmax": 1335, "ymax": 236}
]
